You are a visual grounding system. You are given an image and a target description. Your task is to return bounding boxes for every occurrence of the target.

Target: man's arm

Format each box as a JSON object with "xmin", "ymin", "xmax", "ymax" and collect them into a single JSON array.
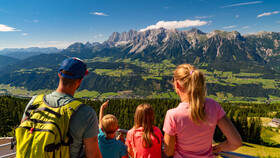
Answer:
[
  {"xmin": 83, "ymin": 136, "xmax": 102, "ymax": 158},
  {"xmin": 99, "ymin": 100, "xmax": 109, "ymax": 129}
]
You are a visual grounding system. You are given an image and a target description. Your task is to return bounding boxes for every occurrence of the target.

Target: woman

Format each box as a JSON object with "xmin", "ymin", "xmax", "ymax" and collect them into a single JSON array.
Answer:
[{"xmin": 163, "ymin": 64, "xmax": 242, "ymax": 158}]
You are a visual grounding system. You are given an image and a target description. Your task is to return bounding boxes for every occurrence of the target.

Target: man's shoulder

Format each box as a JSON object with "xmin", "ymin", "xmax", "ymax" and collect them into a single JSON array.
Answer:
[{"xmin": 76, "ymin": 104, "xmax": 96, "ymax": 114}]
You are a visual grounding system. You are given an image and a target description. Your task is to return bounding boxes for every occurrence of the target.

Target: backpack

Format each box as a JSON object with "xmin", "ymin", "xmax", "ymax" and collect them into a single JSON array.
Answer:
[{"xmin": 15, "ymin": 94, "xmax": 84, "ymax": 158}]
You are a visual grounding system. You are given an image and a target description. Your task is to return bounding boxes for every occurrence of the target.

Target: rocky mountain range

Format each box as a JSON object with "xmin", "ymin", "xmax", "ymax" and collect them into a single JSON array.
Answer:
[
  {"xmin": 0, "ymin": 28, "xmax": 280, "ymax": 99},
  {"xmin": 65, "ymin": 28, "xmax": 280, "ymax": 70}
]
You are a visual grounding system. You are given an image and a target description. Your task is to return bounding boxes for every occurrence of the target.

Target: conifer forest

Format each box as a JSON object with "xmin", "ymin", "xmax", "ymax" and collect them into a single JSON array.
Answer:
[{"xmin": 1, "ymin": 95, "xmax": 280, "ymax": 145}]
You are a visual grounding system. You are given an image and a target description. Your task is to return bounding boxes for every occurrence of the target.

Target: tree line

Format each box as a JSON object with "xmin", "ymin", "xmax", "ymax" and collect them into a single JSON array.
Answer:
[{"xmin": 1, "ymin": 95, "xmax": 280, "ymax": 145}]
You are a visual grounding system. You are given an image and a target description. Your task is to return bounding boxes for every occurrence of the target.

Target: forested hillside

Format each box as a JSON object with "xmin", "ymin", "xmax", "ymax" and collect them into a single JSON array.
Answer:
[{"xmin": 1, "ymin": 96, "xmax": 280, "ymax": 146}]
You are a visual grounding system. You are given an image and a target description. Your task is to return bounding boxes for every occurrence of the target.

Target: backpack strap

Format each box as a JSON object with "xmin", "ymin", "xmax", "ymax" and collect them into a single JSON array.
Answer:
[
  {"xmin": 62, "ymin": 101, "xmax": 85, "ymax": 146},
  {"xmin": 24, "ymin": 95, "xmax": 43, "ymax": 118},
  {"xmin": 29, "ymin": 95, "xmax": 63, "ymax": 118},
  {"xmin": 64, "ymin": 100, "xmax": 84, "ymax": 112},
  {"xmin": 33, "ymin": 94, "xmax": 45, "ymax": 105}
]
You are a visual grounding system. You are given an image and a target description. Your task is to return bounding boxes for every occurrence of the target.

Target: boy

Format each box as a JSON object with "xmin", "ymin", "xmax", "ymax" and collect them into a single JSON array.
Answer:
[{"xmin": 98, "ymin": 100, "xmax": 128, "ymax": 158}]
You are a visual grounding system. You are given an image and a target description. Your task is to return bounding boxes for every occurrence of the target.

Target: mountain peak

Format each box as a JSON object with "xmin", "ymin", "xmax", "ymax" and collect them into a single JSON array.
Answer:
[
  {"xmin": 67, "ymin": 42, "xmax": 88, "ymax": 51},
  {"xmin": 187, "ymin": 28, "xmax": 206, "ymax": 35},
  {"xmin": 207, "ymin": 30, "xmax": 243, "ymax": 40},
  {"xmin": 103, "ymin": 30, "xmax": 138, "ymax": 47}
]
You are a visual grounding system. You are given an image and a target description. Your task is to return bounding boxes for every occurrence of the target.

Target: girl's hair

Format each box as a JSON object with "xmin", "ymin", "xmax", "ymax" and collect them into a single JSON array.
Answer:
[
  {"xmin": 174, "ymin": 64, "xmax": 206, "ymax": 124},
  {"xmin": 133, "ymin": 104, "xmax": 160, "ymax": 148}
]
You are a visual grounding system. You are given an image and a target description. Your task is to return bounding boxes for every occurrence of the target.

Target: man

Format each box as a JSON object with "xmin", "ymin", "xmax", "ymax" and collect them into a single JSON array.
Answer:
[{"xmin": 21, "ymin": 57, "xmax": 102, "ymax": 158}]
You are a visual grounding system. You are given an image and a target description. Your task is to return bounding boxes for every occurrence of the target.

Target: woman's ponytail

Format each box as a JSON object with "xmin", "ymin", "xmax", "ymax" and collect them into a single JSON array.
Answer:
[
  {"xmin": 174, "ymin": 64, "xmax": 206, "ymax": 125},
  {"xmin": 189, "ymin": 69, "xmax": 206, "ymax": 124}
]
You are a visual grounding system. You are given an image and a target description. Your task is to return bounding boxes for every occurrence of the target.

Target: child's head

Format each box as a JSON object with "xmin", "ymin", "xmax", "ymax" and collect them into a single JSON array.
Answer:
[
  {"xmin": 101, "ymin": 114, "xmax": 119, "ymax": 135},
  {"xmin": 134, "ymin": 104, "xmax": 155, "ymax": 129},
  {"xmin": 134, "ymin": 104, "xmax": 160, "ymax": 148}
]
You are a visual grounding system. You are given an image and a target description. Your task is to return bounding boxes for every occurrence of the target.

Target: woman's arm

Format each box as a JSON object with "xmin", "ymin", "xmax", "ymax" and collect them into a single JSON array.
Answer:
[
  {"xmin": 213, "ymin": 115, "xmax": 242, "ymax": 153},
  {"xmin": 163, "ymin": 133, "xmax": 176, "ymax": 157}
]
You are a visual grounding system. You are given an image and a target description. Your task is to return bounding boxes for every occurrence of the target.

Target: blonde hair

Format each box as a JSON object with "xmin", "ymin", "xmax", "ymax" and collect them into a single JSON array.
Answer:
[
  {"xmin": 174, "ymin": 64, "xmax": 206, "ymax": 124},
  {"xmin": 133, "ymin": 104, "xmax": 160, "ymax": 148},
  {"xmin": 101, "ymin": 114, "xmax": 118, "ymax": 134}
]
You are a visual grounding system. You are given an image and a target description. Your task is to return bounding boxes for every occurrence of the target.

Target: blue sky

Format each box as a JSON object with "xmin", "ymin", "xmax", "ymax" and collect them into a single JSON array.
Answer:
[{"xmin": 0, "ymin": 0, "xmax": 279, "ymax": 49}]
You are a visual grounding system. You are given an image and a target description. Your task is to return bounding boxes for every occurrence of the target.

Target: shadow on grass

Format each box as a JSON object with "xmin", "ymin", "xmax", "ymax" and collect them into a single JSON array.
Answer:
[
  {"xmin": 242, "ymin": 143, "xmax": 255, "ymax": 148},
  {"xmin": 261, "ymin": 141, "xmax": 280, "ymax": 148}
]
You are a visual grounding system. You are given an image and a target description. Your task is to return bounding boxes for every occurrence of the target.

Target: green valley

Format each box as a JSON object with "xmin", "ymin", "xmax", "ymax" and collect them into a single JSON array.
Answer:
[{"xmin": 1, "ymin": 57, "xmax": 280, "ymax": 103}]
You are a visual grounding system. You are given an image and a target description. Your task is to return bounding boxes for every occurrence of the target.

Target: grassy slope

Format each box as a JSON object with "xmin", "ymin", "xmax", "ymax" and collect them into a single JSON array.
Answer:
[
  {"xmin": 233, "ymin": 126, "xmax": 280, "ymax": 157},
  {"xmin": 234, "ymin": 142, "xmax": 280, "ymax": 157}
]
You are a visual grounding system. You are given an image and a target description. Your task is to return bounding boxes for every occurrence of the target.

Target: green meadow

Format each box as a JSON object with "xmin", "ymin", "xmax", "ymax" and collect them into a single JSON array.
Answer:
[
  {"xmin": 234, "ymin": 127, "xmax": 280, "ymax": 158},
  {"xmin": 234, "ymin": 142, "xmax": 280, "ymax": 158}
]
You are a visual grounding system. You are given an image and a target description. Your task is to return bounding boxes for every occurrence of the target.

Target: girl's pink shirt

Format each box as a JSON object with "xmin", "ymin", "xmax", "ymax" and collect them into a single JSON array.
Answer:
[
  {"xmin": 125, "ymin": 126, "xmax": 163, "ymax": 158},
  {"xmin": 163, "ymin": 98, "xmax": 225, "ymax": 158}
]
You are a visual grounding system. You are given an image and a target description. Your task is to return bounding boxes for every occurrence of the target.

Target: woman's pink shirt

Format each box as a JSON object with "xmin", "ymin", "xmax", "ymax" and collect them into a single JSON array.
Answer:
[
  {"xmin": 163, "ymin": 98, "xmax": 225, "ymax": 158},
  {"xmin": 125, "ymin": 126, "xmax": 163, "ymax": 158}
]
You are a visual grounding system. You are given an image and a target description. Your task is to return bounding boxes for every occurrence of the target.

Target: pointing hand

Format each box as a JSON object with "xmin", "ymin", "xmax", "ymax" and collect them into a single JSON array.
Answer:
[{"xmin": 101, "ymin": 100, "xmax": 109, "ymax": 109}]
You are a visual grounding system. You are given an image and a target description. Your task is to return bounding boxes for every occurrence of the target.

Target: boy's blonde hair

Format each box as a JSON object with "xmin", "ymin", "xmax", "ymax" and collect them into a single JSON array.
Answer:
[{"xmin": 101, "ymin": 114, "xmax": 118, "ymax": 134}]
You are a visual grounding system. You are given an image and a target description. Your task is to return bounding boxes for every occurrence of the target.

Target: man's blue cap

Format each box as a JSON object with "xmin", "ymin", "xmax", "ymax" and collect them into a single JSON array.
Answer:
[{"xmin": 59, "ymin": 57, "xmax": 89, "ymax": 79}]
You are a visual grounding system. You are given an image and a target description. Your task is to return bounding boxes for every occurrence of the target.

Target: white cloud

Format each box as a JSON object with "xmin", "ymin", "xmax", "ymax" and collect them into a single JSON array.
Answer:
[
  {"xmin": 236, "ymin": 15, "xmax": 239, "ymax": 18},
  {"xmin": 34, "ymin": 20, "xmax": 39, "ymax": 23},
  {"xmin": 223, "ymin": 25, "xmax": 236, "ymax": 29},
  {"xmin": 242, "ymin": 26, "xmax": 251, "ymax": 29},
  {"xmin": 221, "ymin": 1, "xmax": 262, "ymax": 8},
  {"xmin": 21, "ymin": 33, "xmax": 28, "ymax": 36},
  {"xmin": 90, "ymin": 12, "xmax": 108, "ymax": 16},
  {"xmin": 257, "ymin": 11, "xmax": 279, "ymax": 18},
  {"xmin": 140, "ymin": 19, "xmax": 208, "ymax": 32},
  {"xmin": 0, "ymin": 24, "xmax": 21, "ymax": 32},
  {"xmin": 94, "ymin": 34, "xmax": 103, "ymax": 38}
]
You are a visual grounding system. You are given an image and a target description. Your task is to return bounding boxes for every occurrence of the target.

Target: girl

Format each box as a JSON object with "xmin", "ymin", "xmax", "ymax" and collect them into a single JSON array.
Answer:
[
  {"xmin": 163, "ymin": 64, "xmax": 242, "ymax": 158},
  {"xmin": 125, "ymin": 104, "xmax": 163, "ymax": 158}
]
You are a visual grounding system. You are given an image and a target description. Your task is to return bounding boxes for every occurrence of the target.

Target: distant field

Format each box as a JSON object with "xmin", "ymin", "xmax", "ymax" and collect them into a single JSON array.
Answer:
[
  {"xmin": 261, "ymin": 117, "xmax": 273, "ymax": 125},
  {"xmin": 74, "ymin": 89, "xmax": 99, "ymax": 98},
  {"xmin": 93, "ymin": 68, "xmax": 133, "ymax": 77}
]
